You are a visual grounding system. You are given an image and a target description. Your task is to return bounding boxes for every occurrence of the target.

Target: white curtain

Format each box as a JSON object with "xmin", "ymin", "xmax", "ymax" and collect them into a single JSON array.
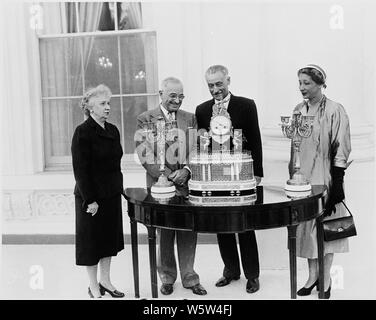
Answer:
[
  {"xmin": 40, "ymin": 2, "xmax": 103, "ymax": 159},
  {"xmin": 1, "ymin": 2, "xmax": 37, "ymax": 174},
  {"xmin": 119, "ymin": 2, "xmax": 142, "ymax": 29},
  {"xmin": 68, "ymin": 2, "xmax": 103, "ymax": 96}
]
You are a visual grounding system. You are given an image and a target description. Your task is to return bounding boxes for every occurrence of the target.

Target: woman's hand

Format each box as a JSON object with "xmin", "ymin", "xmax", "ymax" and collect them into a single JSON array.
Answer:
[
  {"xmin": 324, "ymin": 167, "xmax": 345, "ymax": 217},
  {"xmin": 86, "ymin": 201, "xmax": 99, "ymax": 216}
]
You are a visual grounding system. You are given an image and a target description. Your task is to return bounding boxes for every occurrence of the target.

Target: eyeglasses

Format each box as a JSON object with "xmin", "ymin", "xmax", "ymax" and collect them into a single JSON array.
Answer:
[{"xmin": 168, "ymin": 94, "xmax": 185, "ymax": 100}]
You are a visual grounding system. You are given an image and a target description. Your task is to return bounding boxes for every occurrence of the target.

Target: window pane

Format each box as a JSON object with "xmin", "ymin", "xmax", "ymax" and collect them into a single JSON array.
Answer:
[
  {"xmin": 118, "ymin": 3, "xmax": 142, "ymax": 30},
  {"xmin": 40, "ymin": 3, "xmax": 68, "ymax": 35},
  {"xmin": 65, "ymin": 2, "xmax": 106, "ymax": 33},
  {"xmin": 120, "ymin": 33, "xmax": 158, "ymax": 94},
  {"xmin": 65, "ymin": 3, "xmax": 78, "ymax": 33},
  {"xmin": 40, "ymin": 38, "xmax": 83, "ymax": 97},
  {"xmin": 122, "ymin": 95, "xmax": 158, "ymax": 154},
  {"xmin": 98, "ymin": 2, "xmax": 116, "ymax": 31},
  {"xmin": 40, "ymin": 32, "xmax": 159, "ymax": 169},
  {"xmin": 84, "ymin": 36, "xmax": 120, "ymax": 94},
  {"xmin": 43, "ymin": 98, "xmax": 83, "ymax": 159}
]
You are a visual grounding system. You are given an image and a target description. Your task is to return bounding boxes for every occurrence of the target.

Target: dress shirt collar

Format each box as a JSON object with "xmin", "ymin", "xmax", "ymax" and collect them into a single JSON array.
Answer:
[
  {"xmin": 160, "ymin": 104, "xmax": 176, "ymax": 120},
  {"xmin": 214, "ymin": 92, "xmax": 231, "ymax": 109}
]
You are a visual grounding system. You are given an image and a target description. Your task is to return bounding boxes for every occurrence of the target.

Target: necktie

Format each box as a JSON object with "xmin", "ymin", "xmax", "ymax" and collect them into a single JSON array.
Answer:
[
  {"xmin": 214, "ymin": 95, "xmax": 230, "ymax": 114},
  {"xmin": 167, "ymin": 112, "xmax": 175, "ymax": 121},
  {"xmin": 215, "ymin": 95, "xmax": 230, "ymax": 106}
]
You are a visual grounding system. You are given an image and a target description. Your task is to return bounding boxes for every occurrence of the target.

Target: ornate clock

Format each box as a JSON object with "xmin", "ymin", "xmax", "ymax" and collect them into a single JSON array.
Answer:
[{"xmin": 210, "ymin": 115, "xmax": 232, "ymax": 136}]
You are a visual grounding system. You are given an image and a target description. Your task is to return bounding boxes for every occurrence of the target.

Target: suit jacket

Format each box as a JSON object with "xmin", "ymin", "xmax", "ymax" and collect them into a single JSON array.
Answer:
[
  {"xmin": 71, "ymin": 116, "xmax": 124, "ymax": 204},
  {"xmin": 195, "ymin": 94, "xmax": 263, "ymax": 177},
  {"xmin": 135, "ymin": 107, "xmax": 197, "ymax": 187}
]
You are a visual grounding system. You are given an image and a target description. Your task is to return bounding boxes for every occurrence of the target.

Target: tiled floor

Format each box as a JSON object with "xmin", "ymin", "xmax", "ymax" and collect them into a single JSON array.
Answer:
[{"xmin": 1, "ymin": 244, "xmax": 374, "ymax": 300}]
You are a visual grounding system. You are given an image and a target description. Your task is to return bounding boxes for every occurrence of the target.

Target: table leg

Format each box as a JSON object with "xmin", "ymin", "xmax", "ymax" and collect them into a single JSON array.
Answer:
[
  {"xmin": 147, "ymin": 226, "xmax": 158, "ymax": 298},
  {"xmin": 287, "ymin": 225, "xmax": 298, "ymax": 299},
  {"xmin": 130, "ymin": 219, "xmax": 140, "ymax": 298},
  {"xmin": 316, "ymin": 216, "xmax": 325, "ymax": 299}
]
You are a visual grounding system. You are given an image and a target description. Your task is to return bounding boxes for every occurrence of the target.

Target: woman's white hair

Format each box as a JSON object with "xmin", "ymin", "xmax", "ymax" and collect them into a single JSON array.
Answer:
[{"xmin": 81, "ymin": 84, "xmax": 112, "ymax": 116}]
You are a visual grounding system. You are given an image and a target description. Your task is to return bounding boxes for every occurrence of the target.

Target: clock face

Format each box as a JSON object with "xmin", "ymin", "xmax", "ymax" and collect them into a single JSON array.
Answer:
[{"xmin": 210, "ymin": 115, "xmax": 232, "ymax": 135}]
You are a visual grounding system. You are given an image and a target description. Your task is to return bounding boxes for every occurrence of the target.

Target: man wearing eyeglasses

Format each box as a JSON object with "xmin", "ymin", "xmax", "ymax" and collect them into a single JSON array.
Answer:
[{"xmin": 135, "ymin": 77, "xmax": 207, "ymax": 296}]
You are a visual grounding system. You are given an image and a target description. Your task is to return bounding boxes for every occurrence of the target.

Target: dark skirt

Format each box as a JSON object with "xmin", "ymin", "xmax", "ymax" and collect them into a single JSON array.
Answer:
[{"xmin": 75, "ymin": 194, "xmax": 124, "ymax": 266}]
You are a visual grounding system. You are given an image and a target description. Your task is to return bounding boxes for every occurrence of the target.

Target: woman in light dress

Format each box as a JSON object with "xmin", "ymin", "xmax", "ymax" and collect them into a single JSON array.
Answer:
[{"xmin": 290, "ymin": 64, "xmax": 351, "ymax": 299}]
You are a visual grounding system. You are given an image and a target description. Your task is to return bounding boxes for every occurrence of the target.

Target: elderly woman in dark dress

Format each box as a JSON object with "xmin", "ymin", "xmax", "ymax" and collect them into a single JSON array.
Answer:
[
  {"xmin": 290, "ymin": 65, "xmax": 351, "ymax": 299},
  {"xmin": 71, "ymin": 84, "xmax": 125, "ymax": 298}
]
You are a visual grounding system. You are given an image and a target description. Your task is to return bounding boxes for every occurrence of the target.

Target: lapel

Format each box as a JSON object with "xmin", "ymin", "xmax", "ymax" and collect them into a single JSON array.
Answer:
[
  {"xmin": 207, "ymin": 99, "xmax": 215, "ymax": 119},
  {"xmin": 148, "ymin": 107, "xmax": 166, "ymax": 122},
  {"xmin": 172, "ymin": 110, "xmax": 185, "ymax": 168},
  {"xmin": 152, "ymin": 106, "xmax": 167, "ymax": 121},
  {"xmin": 227, "ymin": 93, "xmax": 236, "ymax": 117},
  {"xmin": 87, "ymin": 116, "xmax": 115, "ymax": 140},
  {"xmin": 148, "ymin": 107, "xmax": 188, "ymax": 131},
  {"xmin": 176, "ymin": 109, "xmax": 186, "ymax": 130}
]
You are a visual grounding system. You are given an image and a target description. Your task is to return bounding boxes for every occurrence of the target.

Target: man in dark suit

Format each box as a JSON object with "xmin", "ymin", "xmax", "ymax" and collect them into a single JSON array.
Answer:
[
  {"xmin": 135, "ymin": 77, "xmax": 207, "ymax": 296},
  {"xmin": 195, "ymin": 65, "xmax": 264, "ymax": 293}
]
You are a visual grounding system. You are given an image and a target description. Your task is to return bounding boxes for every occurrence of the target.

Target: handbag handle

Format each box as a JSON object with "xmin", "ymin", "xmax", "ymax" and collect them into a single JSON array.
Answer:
[{"xmin": 341, "ymin": 200, "xmax": 353, "ymax": 217}]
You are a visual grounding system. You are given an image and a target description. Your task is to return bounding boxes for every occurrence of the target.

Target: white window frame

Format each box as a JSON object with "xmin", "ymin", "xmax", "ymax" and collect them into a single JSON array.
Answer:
[{"xmin": 37, "ymin": 2, "xmax": 159, "ymax": 172}]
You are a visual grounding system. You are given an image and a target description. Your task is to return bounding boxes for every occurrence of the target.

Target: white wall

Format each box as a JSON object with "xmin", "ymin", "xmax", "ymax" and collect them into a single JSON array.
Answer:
[{"xmin": 143, "ymin": 1, "xmax": 376, "ymax": 126}]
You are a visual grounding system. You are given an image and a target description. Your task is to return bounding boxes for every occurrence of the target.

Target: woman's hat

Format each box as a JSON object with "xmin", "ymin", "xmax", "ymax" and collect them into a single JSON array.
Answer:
[{"xmin": 300, "ymin": 64, "xmax": 327, "ymax": 80}]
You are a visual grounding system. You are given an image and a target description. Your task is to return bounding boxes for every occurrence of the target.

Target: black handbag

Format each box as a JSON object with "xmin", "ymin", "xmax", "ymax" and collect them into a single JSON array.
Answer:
[{"xmin": 322, "ymin": 201, "xmax": 357, "ymax": 242}]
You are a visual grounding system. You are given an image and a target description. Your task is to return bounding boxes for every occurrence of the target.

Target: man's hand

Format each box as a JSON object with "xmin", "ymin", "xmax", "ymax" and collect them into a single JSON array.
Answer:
[
  {"xmin": 255, "ymin": 176, "xmax": 262, "ymax": 186},
  {"xmin": 168, "ymin": 168, "xmax": 191, "ymax": 186},
  {"xmin": 86, "ymin": 201, "xmax": 99, "ymax": 216}
]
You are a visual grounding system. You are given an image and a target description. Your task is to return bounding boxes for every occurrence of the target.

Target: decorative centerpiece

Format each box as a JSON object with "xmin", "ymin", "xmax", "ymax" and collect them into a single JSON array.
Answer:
[
  {"xmin": 142, "ymin": 117, "xmax": 177, "ymax": 199},
  {"xmin": 280, "ymin": 111, "xmax": 315, "ymax": 195},
  {"xmin": 188, "ymin": 102, "xmax": 257, "ymax": 205}
]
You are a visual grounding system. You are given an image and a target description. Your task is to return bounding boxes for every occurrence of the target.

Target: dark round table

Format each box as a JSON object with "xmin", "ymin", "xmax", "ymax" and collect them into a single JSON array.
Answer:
[{"xmin": 124, "ymin": 185, "xmax": 327, "ymax": 299}]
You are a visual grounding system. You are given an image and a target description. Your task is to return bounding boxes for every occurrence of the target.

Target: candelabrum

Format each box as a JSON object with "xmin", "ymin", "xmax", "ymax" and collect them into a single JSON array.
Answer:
[
  {"xmin": 143, "ymin": 117, "xmax": 177, "ymax": 198},
  {"xmin": 280, "ymin": 111, "xmax": 315, "ymax": 193}
]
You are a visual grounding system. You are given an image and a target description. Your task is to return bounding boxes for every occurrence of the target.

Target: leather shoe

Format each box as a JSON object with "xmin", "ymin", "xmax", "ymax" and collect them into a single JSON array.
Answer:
[
  {"xmin": 188, "ymin": 283, "xmax": 207, "ymax": 295},
  {"xmin": 323, "ymin": 286, "xmax": 331, "ymax": 299},
  {"xmin": 99, "ymin": 283, "xmax": 125, "ymax": 298},
  {"xmin": 215, "ymin": 275, "xmax": 240, "ymax": 287},
  {"xmin": 297, "ymin": 280, "xmax": 318, "ymax": 296},
  {"xmin": 323, "ymin": 278, "xmax": 332, "ymax": 299},
  {"xmin": 160, "ymin": 283, "xmax": 174, "ymax": 295},
  {"xmin": 246, "ymin": 278, "xmax": 260, "ymax": 293}
]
